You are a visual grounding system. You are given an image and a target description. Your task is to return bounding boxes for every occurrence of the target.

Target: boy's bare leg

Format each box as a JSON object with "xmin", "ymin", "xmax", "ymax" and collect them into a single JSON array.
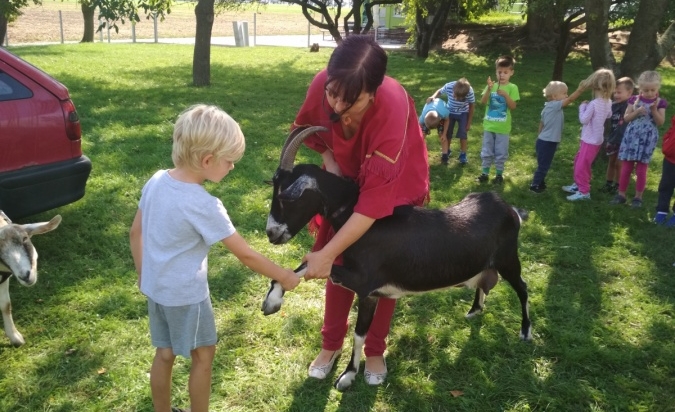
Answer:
[
  {"xmin": 151, "ymin": 347, "xmax": 176, "ymax": 412},
  {"xmin": 460, "ymin": 138, "xmax": 468, "ymax": 153},
  {"xmin": 441, "ymin": 138, "xmax": 450, "ymax": 154},
  {"xmin": 188, "ymin": 345, "xmax": 216, "ymax": 412}
]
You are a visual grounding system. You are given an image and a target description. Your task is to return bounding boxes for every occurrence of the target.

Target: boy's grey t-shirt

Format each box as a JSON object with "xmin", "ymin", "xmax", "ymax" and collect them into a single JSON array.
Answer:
[
  {"xmin": 139, "ymin": 170, "xmax": 236, "ymax": 306},
  {"xmin": 538, "ymin": 100, "xmax": 565, "ymax": 143}
]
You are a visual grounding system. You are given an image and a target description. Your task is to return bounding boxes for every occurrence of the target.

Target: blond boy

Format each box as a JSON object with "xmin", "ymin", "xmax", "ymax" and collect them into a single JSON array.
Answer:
[{"xmin": 129, "ymin": 104, "xmax": 299, "ymax": 412}]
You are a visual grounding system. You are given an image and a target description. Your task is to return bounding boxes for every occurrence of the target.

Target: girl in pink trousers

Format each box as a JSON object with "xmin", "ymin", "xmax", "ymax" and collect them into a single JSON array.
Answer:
[{"xmin": 562, "ymin": 69, "xmax": 615, "ymax": 201}]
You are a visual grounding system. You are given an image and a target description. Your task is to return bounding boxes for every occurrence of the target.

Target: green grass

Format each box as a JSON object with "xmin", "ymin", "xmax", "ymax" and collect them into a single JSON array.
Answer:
[{"xmin": 1, "ymin": 43, "xmax": 674, "ymax": 412}]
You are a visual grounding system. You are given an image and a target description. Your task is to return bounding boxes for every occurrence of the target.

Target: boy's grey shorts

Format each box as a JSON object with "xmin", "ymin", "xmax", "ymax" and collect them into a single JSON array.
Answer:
[{"xmin": 148, "ymin": 297, "xmax": 217, "ymax": 358}]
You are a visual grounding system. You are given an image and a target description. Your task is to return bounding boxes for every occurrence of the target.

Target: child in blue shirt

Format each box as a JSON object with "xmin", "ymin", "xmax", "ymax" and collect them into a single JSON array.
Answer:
[{"xmin": 419, "ymin": 98, "xmax": 450, "ymax": 164}]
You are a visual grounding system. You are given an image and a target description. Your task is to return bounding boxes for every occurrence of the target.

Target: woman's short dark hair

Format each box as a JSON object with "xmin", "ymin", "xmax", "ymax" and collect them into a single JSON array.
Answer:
[{"xmin": 325, "ymin": 35, "xmax": 388, "ymax": 106}]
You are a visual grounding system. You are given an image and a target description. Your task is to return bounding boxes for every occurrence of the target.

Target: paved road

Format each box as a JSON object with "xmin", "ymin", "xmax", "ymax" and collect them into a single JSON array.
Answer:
[
  {"xmin": 125, "ymin": 33, "xmax": 406, "ymax": 49},
  {"xmin": 8, "ymin": 33, "xmax": 406, "ymax": 49}
]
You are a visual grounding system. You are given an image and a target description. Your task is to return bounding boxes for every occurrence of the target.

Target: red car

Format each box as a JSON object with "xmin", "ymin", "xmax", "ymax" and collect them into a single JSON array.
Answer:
[{"xmin": 0, "ymin": 48, "xmax": 91, "ymax": 220}]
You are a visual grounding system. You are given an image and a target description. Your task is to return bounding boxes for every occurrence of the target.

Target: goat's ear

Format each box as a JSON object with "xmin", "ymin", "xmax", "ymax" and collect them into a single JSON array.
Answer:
[
  {"xmin": 263, "ymin": 179, "xmax": 273, "ymax": 186},
  {"xmin": 22, "ymin": 215, "xmax": 62, "ymax": 237}
]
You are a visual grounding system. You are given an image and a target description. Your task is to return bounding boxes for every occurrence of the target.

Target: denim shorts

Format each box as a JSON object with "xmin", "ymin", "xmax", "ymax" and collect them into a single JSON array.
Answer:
[{"xmin": 148, "ymin": 297, "xmax": 217, "ymax": 358}]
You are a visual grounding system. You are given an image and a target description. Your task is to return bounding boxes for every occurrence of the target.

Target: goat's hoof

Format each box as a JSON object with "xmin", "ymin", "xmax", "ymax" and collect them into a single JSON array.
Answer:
[
  {"xmin": 261, "ymin": 299, "xmax": 282, "ymax": 316},
  {"xmin": 334, "ymin": 370, "xmax": 356, "ymax": 391},
  {"xmin": 520, "ymin": 327, "xmax": 533, "ymax": 341},
  {"xmin": 9, "ymin": 333, "xmax": 25, "ymax": 347},
  {"xmin": 465, "ymin": 308, "xmax": 483, "ymax": 319}
]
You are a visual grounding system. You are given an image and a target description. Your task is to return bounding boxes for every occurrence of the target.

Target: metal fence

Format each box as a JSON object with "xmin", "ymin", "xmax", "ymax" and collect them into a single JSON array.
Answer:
[{"xmin": 4, "ymin": 5, "xmax": 323, "ymax": 47}]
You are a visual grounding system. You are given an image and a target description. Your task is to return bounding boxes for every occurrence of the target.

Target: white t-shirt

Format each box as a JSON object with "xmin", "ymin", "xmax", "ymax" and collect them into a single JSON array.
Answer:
[{"xmin": 138, "ymin": 170, "xmax": 236, "ymax": 306}]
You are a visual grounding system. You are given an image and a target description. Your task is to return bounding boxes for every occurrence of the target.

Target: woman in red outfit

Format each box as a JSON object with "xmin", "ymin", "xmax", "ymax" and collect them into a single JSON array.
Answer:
[{"xmin": 292, "ymin": 35, "xmax": 430, "ymax": 385}]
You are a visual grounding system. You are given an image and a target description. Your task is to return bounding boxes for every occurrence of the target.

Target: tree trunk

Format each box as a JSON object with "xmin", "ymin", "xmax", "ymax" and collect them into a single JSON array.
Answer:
[
  {"xmin": 524, "ymin": 8, "xmax": 557, "ymax": 44},
  {"xmin": 584, "ymin": 0, "xmax": 615, "ymax": 72},
  {"xmin": 80, "ymin": 1, "xmax": 96, "ymax": 43},
  {"xmin": 415, "ymin": 2, "xmax": 451, "ymax": 58},
  {"xmin": 0, "ymin": 14, "xmax": 6, "ymax": 47},
  {"xmin": 193, "ymin": 0, "xmax": 215, "ymax": 87},
  {"xmin": 551, "ymin": 20, "xmax": 571, "ymax": 81},
  {"xmin": 619, "ymin": 0, "xmax": 668, "ymax": 80}
]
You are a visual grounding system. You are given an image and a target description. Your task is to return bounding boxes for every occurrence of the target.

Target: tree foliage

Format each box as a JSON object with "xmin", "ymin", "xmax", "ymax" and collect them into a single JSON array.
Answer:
[
  {"xmin": 0, "ymin": 0, "xmax": 41, "ymax": 46},
  {"xmin": 523, "ymin": 0, "xmax": 675, "ymax": 80}
]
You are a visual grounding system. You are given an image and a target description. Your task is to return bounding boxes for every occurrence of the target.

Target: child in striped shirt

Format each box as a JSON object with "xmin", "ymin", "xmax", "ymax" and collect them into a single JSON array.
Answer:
[{"xmin": 428, "ymin": 77, "xmax": 475, "ymax": 165}]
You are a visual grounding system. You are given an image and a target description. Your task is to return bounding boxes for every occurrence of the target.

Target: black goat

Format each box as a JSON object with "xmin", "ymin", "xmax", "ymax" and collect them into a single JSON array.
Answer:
[{"xmin": 264, "ymin": 126, "xmax": 531, "ymax": 391}]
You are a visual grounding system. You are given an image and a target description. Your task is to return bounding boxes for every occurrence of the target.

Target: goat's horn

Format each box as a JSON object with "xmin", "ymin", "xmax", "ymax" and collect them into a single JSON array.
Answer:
[{"xmin": 279, "ymin": 126, "xmax": 328, "ymax": 171}]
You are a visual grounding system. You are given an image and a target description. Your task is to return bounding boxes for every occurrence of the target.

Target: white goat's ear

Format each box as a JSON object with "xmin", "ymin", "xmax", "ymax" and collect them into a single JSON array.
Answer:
[
  {"xmin": 279, "ymin": 175, "xmax": 317, "ymax": 201},
  {"xmin": 22, "ymin": 215, "xmax": 62, "ymax": 237}
]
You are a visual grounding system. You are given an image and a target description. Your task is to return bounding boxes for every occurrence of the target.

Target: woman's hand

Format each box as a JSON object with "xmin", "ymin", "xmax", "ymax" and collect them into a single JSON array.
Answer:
[{"xmin": 303, "ymin": 249, "xmax": 336, "ymax": 280}]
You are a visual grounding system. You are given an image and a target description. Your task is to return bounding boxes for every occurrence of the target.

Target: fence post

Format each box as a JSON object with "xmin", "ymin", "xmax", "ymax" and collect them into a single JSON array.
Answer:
[
  {"xmin": 3, "ymin": 33, "xmax": 7, "ymax": 47},
  {"xmin": 59, "ymin": 11, "xmax": 64, "ymax": 44},
  {"xmin": 307, "ymin": 20, "xmax": 310, "ymax": 47},
  {"xmin": 107, "ymin": 21, "xmax": 111, "ymax": 43},
  {"xmin": 132, "ymin": 21, "xmax": 136, "ymax": 43},
  {"xmin": 153, "ymin": 14, "xmax": 158, "ymax": 43},
  {"xmin": 253, "ymin": 13, "xmax": 256, "ymax": 46},
  {"xmin": 99, "ymin": 18, "xmax": 103, "ymax": 42}
]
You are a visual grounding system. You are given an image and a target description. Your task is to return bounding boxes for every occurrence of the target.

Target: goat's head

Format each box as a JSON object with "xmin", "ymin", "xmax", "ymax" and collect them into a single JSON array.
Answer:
[
  {"xmin": 266, "ymin": 126, "xmax": 329, "ymax": 245},
  {"xmin": 0, "ymin": 213, "xmax": 62, "ymax": 286}
]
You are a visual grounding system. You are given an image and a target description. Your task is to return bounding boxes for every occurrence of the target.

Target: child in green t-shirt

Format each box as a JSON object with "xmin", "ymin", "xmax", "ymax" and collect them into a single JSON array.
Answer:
[{"xmin": 476, "ymin": 56, "xmax": 520, "ymax": 184}]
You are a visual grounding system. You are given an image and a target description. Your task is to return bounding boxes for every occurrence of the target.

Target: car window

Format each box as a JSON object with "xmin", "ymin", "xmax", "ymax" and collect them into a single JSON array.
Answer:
[{"xmin": 0, "ymin": 72, "xmax": 33, "ymax": 101}]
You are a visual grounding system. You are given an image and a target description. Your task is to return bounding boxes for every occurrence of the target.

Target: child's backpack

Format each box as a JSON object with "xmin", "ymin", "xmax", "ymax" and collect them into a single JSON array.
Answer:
[{"xmin": 663, "ymin": 115, "xmax": 675, "ymax": 160}]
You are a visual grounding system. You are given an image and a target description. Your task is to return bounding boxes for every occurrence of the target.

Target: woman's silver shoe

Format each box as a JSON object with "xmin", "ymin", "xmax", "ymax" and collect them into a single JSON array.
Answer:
[
  {"xmin": 308, "ymin": 349, "xmax": 342, "ymax": 380},
  {"xmin": 364, "ymin": 357, "xmax": 387, "ymax": 386}
]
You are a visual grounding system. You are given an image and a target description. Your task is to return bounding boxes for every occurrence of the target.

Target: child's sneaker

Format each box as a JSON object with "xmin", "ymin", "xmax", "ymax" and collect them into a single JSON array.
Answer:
[
  {"xmin": 562, "ymin": 183, "xmax": 578, "ymax": 193},
  {"xmin": 609, "ymin": 194, "xmax": 626, "ymax": 205},
  {"xmin": 630, "ymin": 198, "xmax": 643, "ymax": 208},
  {"xmin": 476, "ymin": 173, "xmax": 489, "ymax": 183},
  {"xmin": 530, "ymin": 184, "xmax": 545, "ymax": 194},
  {"xmin": 599, "ymin": 182, "xmax": 615, "ymax": 193},
  {"xmin": 654, "ymin": 212, "xmax": 668, "ymax": 225},
  {"xmin": 567, "ymin": 191, "xmax": 590, "ymax": 201},
  {"xmin": 458, "ymin": 152, "xmax": 468, "ymax": 165},
  {"xmin": 492, "ymin": 175, "xmax": 504, "ymax": 184},
  {"xmin": 666, "ymin": 215, "xmax": 675, "ymax": 228},
  {"xmin": 441, "ymin": 153, "xmax": 449, "ymax": 165}
]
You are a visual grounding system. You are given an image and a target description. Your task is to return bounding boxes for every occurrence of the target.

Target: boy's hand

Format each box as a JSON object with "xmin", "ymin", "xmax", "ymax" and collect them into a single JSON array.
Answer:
[
  {"xmin": 426, "ymin": 96, "xmax": 434, "ymax": 104},
  {"xmin": 486, "ymin": 76, "xmax": 494, "ymax": 89},
  {"xmin": 439, "ymin": 135, "xmax": 448, "ymax": 144},
  {"xmin": 279, "ymin": 269, "xmax": 301, "ymax": 291},
  {"xmin": 496, "ymin": 89, "xmax": 508, "ymax": 98}
]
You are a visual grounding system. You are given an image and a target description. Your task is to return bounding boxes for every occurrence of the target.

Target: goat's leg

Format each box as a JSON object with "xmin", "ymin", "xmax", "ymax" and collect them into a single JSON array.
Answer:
[
  {"xmin": 466, "ymin": 269, "xmax": 499, "ymax": 318},
  {"xmin": 0, "ymin": 280, "xmax": 24, "ymax": 347},
  {"xmin": 499, "ymin": 260, "xmax": 532, "ymax": 341},
  {"xmin": 334, "ymin": 295, "xmax": 378, "ymax": 391},
  {"xmin": 466, "ymin": 288, "xmax": 485, "ymax": 318},
  {"xmin": 261, "ymin": 263, "xmax": 307, "ymax": 316}
]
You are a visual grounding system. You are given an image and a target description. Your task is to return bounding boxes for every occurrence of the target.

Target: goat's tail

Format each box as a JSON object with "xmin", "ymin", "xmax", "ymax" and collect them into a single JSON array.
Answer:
[{"xmin": 511, "ymin": 207, "xmax": 529, "ymax": 225}]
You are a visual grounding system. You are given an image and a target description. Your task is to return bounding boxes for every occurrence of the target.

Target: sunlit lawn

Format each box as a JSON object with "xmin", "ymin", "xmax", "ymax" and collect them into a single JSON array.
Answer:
[{"xmin": 0, "ymin": 43, "xmax": 673, "ymax": 411}]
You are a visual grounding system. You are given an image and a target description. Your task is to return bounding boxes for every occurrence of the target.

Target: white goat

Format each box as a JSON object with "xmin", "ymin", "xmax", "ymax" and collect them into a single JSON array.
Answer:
[{"xmin": 0, "ymin": 210, "xmax": 61, "ymax": 347}]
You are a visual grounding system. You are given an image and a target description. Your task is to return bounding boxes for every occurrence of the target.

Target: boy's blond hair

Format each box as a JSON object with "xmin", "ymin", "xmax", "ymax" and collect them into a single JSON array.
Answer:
[
  {"xmin": 454, "ymin": 77, "xmax": 471, "ymax": 100},
  {"xmin": 172, "ymin": 104, "xmax": 246, "ymax": 170},
  {"xmin": 424, "ymin": 110, "xmax": 441, "ymax": 129},
  {"xmin": 581, "ymin": 68, "xmax": 616, "ymax": 99},
  {"xmin": 542, "ymin": 81, "xmax": 568, "ymax": 99}
]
